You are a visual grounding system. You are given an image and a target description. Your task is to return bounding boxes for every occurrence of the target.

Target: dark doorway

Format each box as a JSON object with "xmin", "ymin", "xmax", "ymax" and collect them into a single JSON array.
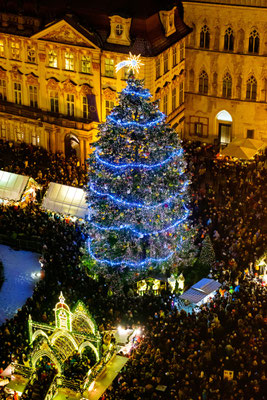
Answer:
[{"xmin": 64, "ymin": 134, "xmax": 80, "ymax": 159}]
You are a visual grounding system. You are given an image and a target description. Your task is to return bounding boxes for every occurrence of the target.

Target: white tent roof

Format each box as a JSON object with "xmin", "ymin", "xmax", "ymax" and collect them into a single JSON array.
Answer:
[
  {"xmin": 179, "ymin": 278, "xmax": 221, "ymax": 304},
  {"xmin": 42, "ymin": 182, "xmax": 88, "ymax": 219},
  {"xmin": 0, "ymin": 170, "xmax": 29, "ymax": 201}
]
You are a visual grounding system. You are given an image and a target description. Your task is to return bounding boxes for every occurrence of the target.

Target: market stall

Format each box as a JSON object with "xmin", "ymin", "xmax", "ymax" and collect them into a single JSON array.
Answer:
[
  {"xmin": 41, "ymin": 182, "xmax": 88, "ymax": 219},
  {"xmin": 136, "ymin": 277, "xmax": 166, "ymax": 296},
  {"xmin": 0, "ymin": 170, "xmax": 39, "ymax": 205},
  {"xmin": 179, "ymin": 278, "xmax": 221, "ymax": 306}
]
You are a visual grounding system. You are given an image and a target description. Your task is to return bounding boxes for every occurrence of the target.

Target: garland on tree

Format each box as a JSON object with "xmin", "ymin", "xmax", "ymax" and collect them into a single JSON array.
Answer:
[{"xmin": 87, "ymin": 71, "xmax": 197, "ymax": 269}]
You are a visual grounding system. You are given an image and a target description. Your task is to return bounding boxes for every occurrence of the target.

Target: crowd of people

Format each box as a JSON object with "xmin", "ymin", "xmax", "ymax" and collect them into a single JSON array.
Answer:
[
  {"xmin": 0, "ymin": 139, "xmax": 266, "ymax": 400},
  {"xmin": 0, "ymin": 140, "xmax": 88, "ymax": 189}
]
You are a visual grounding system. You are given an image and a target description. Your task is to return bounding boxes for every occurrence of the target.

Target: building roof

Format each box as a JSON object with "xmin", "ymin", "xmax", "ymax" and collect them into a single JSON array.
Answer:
[
  {"xmin": 179, "ymin": 278, "xmax": 221, "ymax": 304},
  {"xmin": 0, "ymin": 170, "xmax": 29, "ymax": 202},
  {"xmin": 0, "ymin": 0, "xmax": 192, "ymax": 56}
]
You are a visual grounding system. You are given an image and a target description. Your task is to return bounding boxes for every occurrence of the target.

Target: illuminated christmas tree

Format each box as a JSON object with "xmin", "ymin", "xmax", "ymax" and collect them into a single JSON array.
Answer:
[{"xmin": 87, "ymin": 55, "xmax": 196, "ymax": 270}]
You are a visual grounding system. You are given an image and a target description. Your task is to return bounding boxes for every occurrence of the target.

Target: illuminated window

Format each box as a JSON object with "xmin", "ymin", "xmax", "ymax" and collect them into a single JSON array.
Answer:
[
  {"xmin": 27, "ymin": 46, "xmax": 36, "ymax": 63},
  {"xmin": 116, "ymin": 24, "xmax": 123, "ymax": 36},
  {"xmin": 222, "ymin": 73, "xmax": 232, "ymax": 98},
  {"xmin": 48, "ymin": 50, "xmax": 58, "ymax": 68},
  {"xmin": 248, "ymin": 30, "xmax": 259, "ymax": 53},
  {"xmin": 66, "ymin": 94, "xmax": 75, "ymax": 116},
  {"xmin": 29, "ymin": 85, "xmax": 38, "ymax": 107},
  {"xmin": 15, "ymin": 126, "xmax": 24, "ymax": 142},
  {"xmin": 83, "ymin": 96, "xmax": 90, "ymax": 119},
  {"xmin": 172, "ymin": 87, "xmax": 176, "ymax": 111},
  {"xmin": 246, "ymin": 76, "xmax": 257, "ymax": 100},
  {"xmin": 14, "ymin": 82, "xmax": 22, "ymax": 104},
  {"xmin": 50, "ymin": 91, "xmax": 59, "ymax": 113},
  {"xmin": 163, "ymin": 94, "xmax": 168, "ymax": 114},
  {"xmin": 11, "ymin": 42, "xmax": 20, "ymax": 59},
  {"xmin": 180, "ymin": 41, "xmax": 184, "ymax": 61},
  {"xmin": 172, "ymin": 47, "xmax": 177, "ymax": 67},
  {"xmin": 105, "ymin": 100, "xmax": 114, "ymax": 117},
  {"xmin": 195, "ymin": 122, "xmax": 202, "ymax": 136},
  {"xmin": 104, "ymin": 58, "xmax": 114, "ymax": 77},
  {"xmin": 0, "ymin": 40, "xmax": 4, "ymax": 57},
  {"xmin": 224, "ymin": 28, "xmax": 234, "ymax": 51},
  {"xmin": 81, "ymin": 56, "xmax": 91, "ymax": 74},
  {"xmin": 65, "ymin": 52, "xmax": 74, "ymax": 71},
  {"xmin": 156, "ymin": 59, "xmax": 161, "ymax": 79},
  {"xmin": 200, "ymin": 25, "xmax": 210, "ymax": 49},
  {"xmin": 0, "ymin": 121, "xmax": 6, "ymax": 139},
  {"xmin": 0, "ymin": 79, "xmax": 6, "ymax": 100},
  {"xmin": 179, "ymin": 81, "xmax": 184, "ymax": 104},
  {"xmin": 199, "ymin": 71, "xmax": 208, "ymax": 94},
  {"xmin": 32, "ymin": 132, "xmax": 40, "ymax": 146},
  {"xmin": 163, "ymin": 53, "xmax": 169, "ymax": 74}
]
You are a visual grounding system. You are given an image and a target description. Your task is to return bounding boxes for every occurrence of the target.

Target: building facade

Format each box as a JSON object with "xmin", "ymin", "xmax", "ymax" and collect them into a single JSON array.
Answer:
[
  {"xmin": 182, "ymin": 0, "xmax": 267, "ymax": 145},
  {"xmin": 0, "ymin": 1, "xmax": 190, "ymax": 163}
]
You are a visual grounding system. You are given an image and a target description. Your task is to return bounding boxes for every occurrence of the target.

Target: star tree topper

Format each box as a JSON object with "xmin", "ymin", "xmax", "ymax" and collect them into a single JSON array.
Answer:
[{"xmin": 116, "ymin": 53, "xmax": 143, "ymax": 75}]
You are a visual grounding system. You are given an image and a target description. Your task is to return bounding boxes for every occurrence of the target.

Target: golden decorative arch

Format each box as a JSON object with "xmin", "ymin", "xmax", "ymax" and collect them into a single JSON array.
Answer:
[
  {"xmin": 50, "ymin": 329, "xmax": 78, "ymax": 351},
  {"xmin": 32, "ymin": 329, "xmax": 50, "ymax": 343},
  {"xmin": 32, "ymin": 348, "xmax": 62, "ymax": 374},
  {"xmin": 78, "ymin": 341, "xmax": 100, "ymax": 361}
]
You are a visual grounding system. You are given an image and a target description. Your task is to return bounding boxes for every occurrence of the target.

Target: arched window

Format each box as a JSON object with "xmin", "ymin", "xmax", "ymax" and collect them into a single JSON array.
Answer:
[
  {"xmin": 248, "ymin": 30, "xmax": 259, "ymax": 53},
  {"xmin": 222, "ymin": 73, "xmax": 232, "ymax": 98},
  {"xmin": 224, "ymin": 28, "xmax": 234, "ymax": 51},
  {"xmin": 200, "ymin": 25, "xmax": 210, "ymax": 49},
  {"xmin": 246, "ymin": 76, "xmax": 257, "ymax": 100},
  {"xmin": 199, "ymin": 71, "xmax": 208, "ymax": 94}
]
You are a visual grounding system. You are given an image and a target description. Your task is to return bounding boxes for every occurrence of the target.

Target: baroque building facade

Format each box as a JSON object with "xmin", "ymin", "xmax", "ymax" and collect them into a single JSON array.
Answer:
[
  {"xmin": 0, "ymin": 1, "xmax": 190, "ymax": 163},
  {"xmin": 182, "ymin": 0, "xmax": 267, "ymax": 144}
]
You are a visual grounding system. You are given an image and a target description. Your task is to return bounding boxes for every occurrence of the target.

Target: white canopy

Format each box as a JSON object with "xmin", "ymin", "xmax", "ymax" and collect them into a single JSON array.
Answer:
[
  {"xmin": 42, "ymin": 182, "xmax": 88, "ymax": 219},
  {"xmin": 179, "ymin": 278, "xmax": 221, "ymax": 305},
  {"xmin": 0, "ymin": 170, "xmax": 29, "ymax": 201}
]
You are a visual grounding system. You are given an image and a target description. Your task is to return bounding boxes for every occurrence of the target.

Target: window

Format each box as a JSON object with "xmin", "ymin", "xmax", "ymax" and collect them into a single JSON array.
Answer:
[
  {"xmin": 29, "ymin": 85, "xmax": 38, "ymax": 107},
  {"xmin": 15, "ymin": 126, "xmax": 24, "ymax": 142},
  {"xmin": 179, "ymin": 82, "xmax": 184, "ymax": 104},
  {"xmin": 116, "ymin": 24, "xmax": 123, "ymax": 36},
  {"xmin": 224, "ymin": 28, "xmax": 234, "ymax": 51},
  {"xmin": 82, "ymin": 96, "xmax": 90, "ymax": 119},
  {"xmin": 164, "ymin": 53, "xmax": 169, "ymax": 74},
  {"xmin": 172, "ymin": 88, "xmax": 176, "ymax": 111},
  {"xmin": 200, "ymin": 25, "xmax": 210, "ymax": 49},
  {"xmin": 32, "ymin": 132, "xmax": 40, "ymax": 146},
  {"xmin": 163, "ymin": 94, "xmax": 168, "ymax": 115},
  {"xmin": 195, "ymin": 122, "xmax": 203, "ymax": 136},
  {"xmin": 105, "ymin": 100, "xmax": 114, "ymax": 117},
  {"xmin": 248, "ymin": 30, "xmax": 259, "ymax": 53},
  {"xmin": 247, "ymin": 129, "xmax": 254, "ymax": 139},
  {"xmin": 11, "ymin": 42, "xmax": 20, "ymax": 59},
  {"xmin": 246, "ymin": 76, "xmax": 257, "ymax": 100},
  {"xmin": 50, "ymin": 91, "xmax": 59, "ymax": 113},
  {"xmin": 180, "ymin": 41, "xmax": 184, "ymax": 61},
  {"xmin": 156, "ymin": 59, "xmax": 161, "ymax": 79},
  {"xmin": 81, "ymin": 55, "xmax": 91, "ymax": 74},
  {"xmin": 0, "ymin": 121, "xmax": 6, "ymax": 139},
  {"xmin": 14, "ymin": 82, "xmax": 22, "ymax": 104},
  {"xmin": 172, "ymin": 47, "xmax": 177, "ymax": 67},
  {"xmin": 104, "ymin": 58, "xmax": 114, "ymax": 77},
  {"xmin": 222, "ymin": 73, "xmax": 232, "ymax": 98},
  {"xmin": 48, "ymin": 50, "xmax": 58, "ymax": 68},
  {"xmin": 199, "ymin": 71, "xmax": 208, "ymax": 94},
  {"xmin": 0, "ymin": 40, "xmax": 4, "ymax": 57},
  {"xmin": 65, "ymin": 52, "xmax": 74, "ymax": 71},
  {"xmin": 0, "ymin": 79, "xmax": 6, "ymax": 100},
  {"xmin": 66, "ymin": 94, "xmax": 75, "ymax": 116},
  {"xmin": 27, "ymin": 46, "xmax": 36, "ymax": 63}
]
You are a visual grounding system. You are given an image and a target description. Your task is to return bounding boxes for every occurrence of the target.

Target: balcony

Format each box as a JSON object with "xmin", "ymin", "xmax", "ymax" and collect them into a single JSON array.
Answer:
[{"xmin": 0, "ymin": 100, "xmax": 95, "ymax": 131}]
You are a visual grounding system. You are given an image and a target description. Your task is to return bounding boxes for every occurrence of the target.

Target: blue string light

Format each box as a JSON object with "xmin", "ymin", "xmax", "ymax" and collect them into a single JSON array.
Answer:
[
  {"xmin": 89, "ymin": 181, "xmax": 189, "ymax": 209},
  {"xmin": 122, "ymin": 88, "xmax": 151, "ymax": 99},
  {"xmin": 95, "ymin": 148, "xmax": 183, "ymax": 170},
  {"xmin": 107, "ymin": 112, "xmax": 165, "ymax": 128},
  {"xmin": 87, "ymin": 236, "xmax": 184, "ymax": 267},
  {"xmin": 91, "ymin": 206, "xmax": 190, "ymax": 237}
]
